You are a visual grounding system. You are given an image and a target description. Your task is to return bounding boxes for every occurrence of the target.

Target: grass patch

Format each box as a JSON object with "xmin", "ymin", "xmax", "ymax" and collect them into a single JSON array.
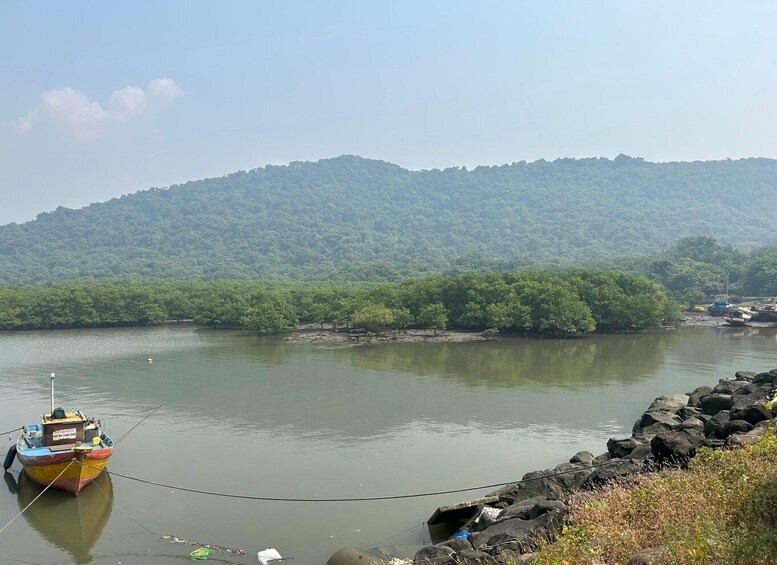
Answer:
[{"xmin": 536, "ymin": 428, "xmax": 777, "ymax": 564}]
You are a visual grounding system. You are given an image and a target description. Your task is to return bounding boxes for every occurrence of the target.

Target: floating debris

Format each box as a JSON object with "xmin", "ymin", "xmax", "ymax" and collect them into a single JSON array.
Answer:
[
  {"xmin": 257, "ymin": 548, "xmax": 283, "ymax": 565},
  {"xmin": 190, "ymin": 547, "xmax": 209, "ymax": 560},
  {"xmin": 162, "ymin": 534, "xmax": 248, "ymax": 556}
]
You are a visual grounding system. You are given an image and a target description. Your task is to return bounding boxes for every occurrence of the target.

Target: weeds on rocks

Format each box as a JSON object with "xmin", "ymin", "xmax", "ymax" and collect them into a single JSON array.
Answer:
[{"xmin": 536, "ymin": 428, "xmax": 777, "ymax": 564}]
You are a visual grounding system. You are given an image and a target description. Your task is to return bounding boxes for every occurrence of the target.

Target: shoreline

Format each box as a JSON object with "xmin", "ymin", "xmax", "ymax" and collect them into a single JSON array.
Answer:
[
  {"xmin": 285, "ymin": 312, "xmax": 776, "ymax": 347},
  {"xmin": 326, "ymin": 367, "xmax": 777, "ymax": 564}
]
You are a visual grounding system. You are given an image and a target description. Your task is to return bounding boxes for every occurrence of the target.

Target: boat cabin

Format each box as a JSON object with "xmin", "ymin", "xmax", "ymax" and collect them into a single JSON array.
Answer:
[{"xmin": 32, "ymin": 409, "xmax": 99, "ymax": 448}]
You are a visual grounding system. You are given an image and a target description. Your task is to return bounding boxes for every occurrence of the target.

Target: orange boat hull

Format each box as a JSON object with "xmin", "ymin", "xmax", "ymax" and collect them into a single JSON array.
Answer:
[{"xmin": 18, "ymin": 447, "xmax": 112, "ymax": 495}]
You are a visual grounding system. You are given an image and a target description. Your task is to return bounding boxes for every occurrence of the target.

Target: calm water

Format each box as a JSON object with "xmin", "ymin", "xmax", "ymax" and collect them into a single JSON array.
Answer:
[{"xmin": 0, "ymin": 325, "xmax": 775, "ymax": 564}]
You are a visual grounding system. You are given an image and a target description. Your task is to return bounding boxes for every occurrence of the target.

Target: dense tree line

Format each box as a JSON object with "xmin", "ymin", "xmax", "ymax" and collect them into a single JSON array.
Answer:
[
  {"xmin": 1, "ymin": 155, "xmax": 776, "ymax": 283},
  {"xmin": 587, "ymin": 236, "xmax": 777, "ymax": 304},
  {"xmin": 0, "ymin": 270, "xmax": 677, "ymax": 337}
]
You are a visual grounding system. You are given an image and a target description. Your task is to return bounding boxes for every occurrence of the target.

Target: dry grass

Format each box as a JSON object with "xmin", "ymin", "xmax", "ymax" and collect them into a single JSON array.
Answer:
[{"xmin": 535, "ymin": 428, "xmax": 777, "ymax": 565}]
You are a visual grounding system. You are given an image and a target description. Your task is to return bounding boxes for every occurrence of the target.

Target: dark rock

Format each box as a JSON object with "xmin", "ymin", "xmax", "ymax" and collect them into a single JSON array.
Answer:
[
  {"xmin": 735, "ymin": 371, "xmax": 757, "ymax": 381},
  {"xmin": 451, "ymin": 549, "xmax": 498, "ymax": 564},
  {"xmin": 440, "ymin": 538, "xmax": 473, "ymax": 552},
  {"xmin": 624, "ymin": 442, "xmax": 654, "ymax": 461},
  {"xmin": 413, "ymin": 545, "xmax": 455, "ymax": 565},
  {"xmin": 592, "ymin": 452, "xmax": 612, "ymax": 465},
  {"xmin": 528, "ymin": 500, "xmax": 567, "ymax": 519},
  {"xmin": 687, "ymin": 386, "xmax": 712, "ymax": 407},
  {"xmin": 727, "ymin": 425, "xmax": 769, "ymax": 447},
  {"xmin": 712, "ymin": 379, "xmax": 745, "ymax": 395},
  {"xmin": 704, "ymin": 410, "xmax": 730, "ymax": 436},
  {"xmin": 627, "ymin": 545, "xmax": 668, "ymax": 564},
  {"xmin": 607, "ymin": 437, "xmax": 640, "ymax": 458},
  {"xmin": 678, "ymin": 417, "xmax": 704, "ymax": 432},
  {"xmin": 753, "ymin": 371, "xmax": 777, "ymax": 386},
  {"xmin": 498, "ymin": 497, "xmax": 549, "ymax": 521},
  {"xmin": 679, "ymin": 406, "xmax": 703, "ymax": 420},
  {"xmin": 729, "ymin": 403, "xmax": 773, "ymax": 425},
  {"xmin": 717, "ymin": 419, "xmax": 754, "ymax": 439},
  {"xmin": 569, "ymin": 451, "xmax": 594, "ymax": 465},
  {"xmin": 328, "ymin": 547, "xmax": 390, "ymax": 565},
  {"xmin": 633, "ymin": 411, "xmax": 682, "ymax": 438},
  {"xmin": 582, "ymin": 459, "xmax": 639, "ymax": 488},
  {"xmin": 742, "ymin": 382, "xmax": 774, "ymax": 399},
  {"xmin": 470, "ymin": 515, "xmax": 552, "ymax": 551},
  {"xmin": 550, "ymin": 462, "xmax": 596, "ymax": 492},
  {"xmin": 646, "ymin": 394, "xmax": 688, "ymax": 413},
  {"xmin": 651, "ymin": 430, "xmax": 706, "ymax": 466},
  {"xmin": 700, "ymin": 394, "xmax": 734, "ymax": 415},
  {"xmin": 706, "ymin": 438, "xmax": 726, "ymax": 449}
]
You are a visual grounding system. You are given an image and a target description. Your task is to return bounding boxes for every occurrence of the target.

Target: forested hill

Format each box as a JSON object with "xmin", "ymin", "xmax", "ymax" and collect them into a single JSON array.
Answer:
[{"xmin": 2, "ymin": 155, "xmax": 777, "ymax": 283}]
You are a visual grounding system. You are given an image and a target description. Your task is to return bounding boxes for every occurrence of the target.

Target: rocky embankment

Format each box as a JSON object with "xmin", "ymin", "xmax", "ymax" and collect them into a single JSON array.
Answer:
[{"xmin": 326, "ymin": 369, "xmax": 777, "ymax": 565}]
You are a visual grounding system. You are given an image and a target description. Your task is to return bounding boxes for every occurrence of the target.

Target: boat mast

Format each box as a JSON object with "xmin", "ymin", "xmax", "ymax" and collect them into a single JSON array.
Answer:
[{"xmin": 50, "ymin": 372, "xmax": 55, "ymax": 414}]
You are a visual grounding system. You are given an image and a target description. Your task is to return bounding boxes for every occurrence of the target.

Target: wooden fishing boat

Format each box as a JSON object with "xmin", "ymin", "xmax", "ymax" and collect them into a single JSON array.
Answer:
[
  {"xmin": 724, "ymin": 308, "xmax": 751, "ymax": 327},
  {"xmin": 3, "ymin": 374, "xmax": 113, "ymax": 495}
]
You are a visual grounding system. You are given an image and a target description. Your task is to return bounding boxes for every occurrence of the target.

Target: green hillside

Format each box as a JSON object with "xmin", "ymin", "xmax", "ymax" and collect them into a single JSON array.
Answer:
[{"xmin": 1, "ymin": 155, "xmax": 776, "ymax": 283}]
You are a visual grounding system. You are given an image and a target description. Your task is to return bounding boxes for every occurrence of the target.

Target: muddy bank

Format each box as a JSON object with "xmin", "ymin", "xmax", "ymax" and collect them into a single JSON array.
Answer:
[{"xmin": 285, "ymin": 328, "xmax": 487, "ymax": 347}]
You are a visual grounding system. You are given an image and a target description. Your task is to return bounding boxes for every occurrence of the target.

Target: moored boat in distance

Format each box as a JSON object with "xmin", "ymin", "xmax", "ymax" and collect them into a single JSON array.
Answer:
[
  {"xmin": 724, "ymin": 308, "xmax": 752, "ymax": 327},
  {"xmin": 749, "ymin": 297, "xmax": 777, "ymax": 323},
  {"xmin": 4, "ymin": 374, "xmax": 113, "ymax": 495}
]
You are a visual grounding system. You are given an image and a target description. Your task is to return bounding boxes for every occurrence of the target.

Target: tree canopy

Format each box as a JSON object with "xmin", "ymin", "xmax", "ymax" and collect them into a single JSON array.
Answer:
[{"xmin": 1, "ymin": 156, "xmax": 776, "ymax": 283}]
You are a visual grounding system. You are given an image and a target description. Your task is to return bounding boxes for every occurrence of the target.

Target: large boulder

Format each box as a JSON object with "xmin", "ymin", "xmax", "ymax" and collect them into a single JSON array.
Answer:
[
  {"xmin": 704, "ymin": 410, "xmax": 730, "ymax": 436},
  {"xmin": 687, "ymin": 386, "xmax": 712, "ymax": 407},
  {"xmin": 753, "ymin": 370, "xmax": 777, "ymax": 386},
  {"xmin": 712, "ymin": 379, "xmax": 746, "ymax": 395},
  {"xmin": 450, "ymin": 549, "xmax": 498, "ymax": 564},
  {"xmin": 569, "ymin": 451, "xmax": 594, "ymax": 465},
  {"xmin": 469, "ymin": 514, "xmax": 556, "ymax": 552},
  {"xmin": 413, "ymin": 545, "xmax": 454, "ymax": 565},
  {"xmin": 607, "ymin": 437, "xmax": 641, "ymax": 458},
  {"xmin": 700, "ymin": 394, "xmax": 734, "ymax": 415},
  {"xmin": 729, "ymin": 403, "xmax": 773, "ymax": 425},
  {"xmin": 633, "ymin": 412, "xmax": 682, "ymax": 437},
  {"xmin": 735, "ymin": 371, "xmax": 757, "ymax": 381},
  {"xmin": 646, "ymin": 394, "xmax": 689, "ymax": 413},
  {"xmin": 328, "ymin": 548, "xmax": 390, "ymax": 565},
  {"xmin": 716, "ymin": 419, "xmax": 754, "ymax": 439},
  {"xmin": 678, "ymin": 417, "xmax": 705, "ymax": 432},
  {"xmin": 439, "ymin": 538, "xmax": 473, "ymax": 552},
  {"xmin": 498, "ymin": 497, "xmax": 550, "ymax": 521},
  {"xmin": 582, "ymin": 459, "xmax": 640, "ymax": 488},
  {"xmin": 650, "ymin": 430, "xmax": 706, "ymax": 466}
]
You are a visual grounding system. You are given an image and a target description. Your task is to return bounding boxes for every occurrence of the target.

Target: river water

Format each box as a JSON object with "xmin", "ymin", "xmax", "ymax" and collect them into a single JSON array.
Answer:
[{"xmin": 0, "ymin": 324, "xmax": 775, "ymax": 564}]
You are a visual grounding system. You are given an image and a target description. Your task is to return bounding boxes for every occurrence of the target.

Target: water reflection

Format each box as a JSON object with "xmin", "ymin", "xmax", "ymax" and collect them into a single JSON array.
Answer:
[
  {"xmin": 340, "ymin": 332, "xmax": 674, "ymax": 389},
  {"xmin": 5, "ymin": 471, "xmax": 113, "ymax": 564}
]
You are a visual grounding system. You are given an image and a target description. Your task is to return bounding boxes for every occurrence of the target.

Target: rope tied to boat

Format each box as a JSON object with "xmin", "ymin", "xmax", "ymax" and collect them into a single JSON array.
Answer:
[
  {"xmin": 0, "ymin": 460, "xmax": 75, "ymax": 536},
  {"xmin": 112, "ymin": 404, "xmax": 164, "ymax": 445},
  {"xmin": 76, "ymin": 457, "xmax": 638, "ymax": 502}
]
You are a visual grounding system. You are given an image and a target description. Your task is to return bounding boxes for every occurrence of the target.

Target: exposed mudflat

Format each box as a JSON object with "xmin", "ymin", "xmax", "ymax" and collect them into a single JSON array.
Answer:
[{"xmin": 284, "ymin": 328, "xmax": 488, "ymax": 347}]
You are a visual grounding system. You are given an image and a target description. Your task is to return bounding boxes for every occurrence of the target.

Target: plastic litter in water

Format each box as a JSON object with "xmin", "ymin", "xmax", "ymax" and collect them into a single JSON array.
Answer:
[
  {"xmin": 190, "ymin": 547, "xmax": 209, "ymax": 560},
  {"xmin": 257, "ymin": 547, "xmax": 282, "ymax": 565}
]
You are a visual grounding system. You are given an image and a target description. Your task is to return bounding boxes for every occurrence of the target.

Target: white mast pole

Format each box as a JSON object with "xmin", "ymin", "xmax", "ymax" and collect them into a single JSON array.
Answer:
[{"xmin": 50, "ymin": 373, "xmax": 55, "ymax": 415}]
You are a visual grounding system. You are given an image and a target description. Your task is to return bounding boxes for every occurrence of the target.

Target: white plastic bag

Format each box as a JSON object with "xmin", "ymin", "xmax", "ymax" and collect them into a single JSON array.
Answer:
[{"xmin": 257, "ymin": 548, "xmax": 282, "ymax": 565}]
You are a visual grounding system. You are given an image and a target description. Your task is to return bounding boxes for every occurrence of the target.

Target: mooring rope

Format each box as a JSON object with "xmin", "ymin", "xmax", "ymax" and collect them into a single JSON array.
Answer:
[
  {"xmin": 0, "ymin": 460, "xmax": 75, "ymax": 536},
  {"xmin": 78, "ymin": 457, "xmax": 633, "ymax": 502},
  {"xmin": 1, "ymin": 427, "xmax": 22, "ymax": 436},
  {"xmin": 112, "ymin": 404, "xmax": 164, "ymax": 445},
  {"xmin": 85, "ymin": 464, "xmax": 159, "ymax": 537}
]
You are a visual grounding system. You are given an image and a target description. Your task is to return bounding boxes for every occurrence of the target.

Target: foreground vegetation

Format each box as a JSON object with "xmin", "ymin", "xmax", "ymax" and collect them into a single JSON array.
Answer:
[
  {"xmin": 537, "ymin": 429, "xmax": 777, "ymax": 564},
  {"xmin": 0, "ymin": 269, "xmax": 677, "ymax": 336},
  {"xmin": 2, "ymin": 156, "xmax": 776, "ymax": 283}
]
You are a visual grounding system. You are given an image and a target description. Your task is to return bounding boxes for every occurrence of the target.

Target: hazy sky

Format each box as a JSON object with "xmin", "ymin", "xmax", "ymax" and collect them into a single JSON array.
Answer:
[{"xmin": 1, "ymin": 1, "xmax": 776, "ymax": 225}]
